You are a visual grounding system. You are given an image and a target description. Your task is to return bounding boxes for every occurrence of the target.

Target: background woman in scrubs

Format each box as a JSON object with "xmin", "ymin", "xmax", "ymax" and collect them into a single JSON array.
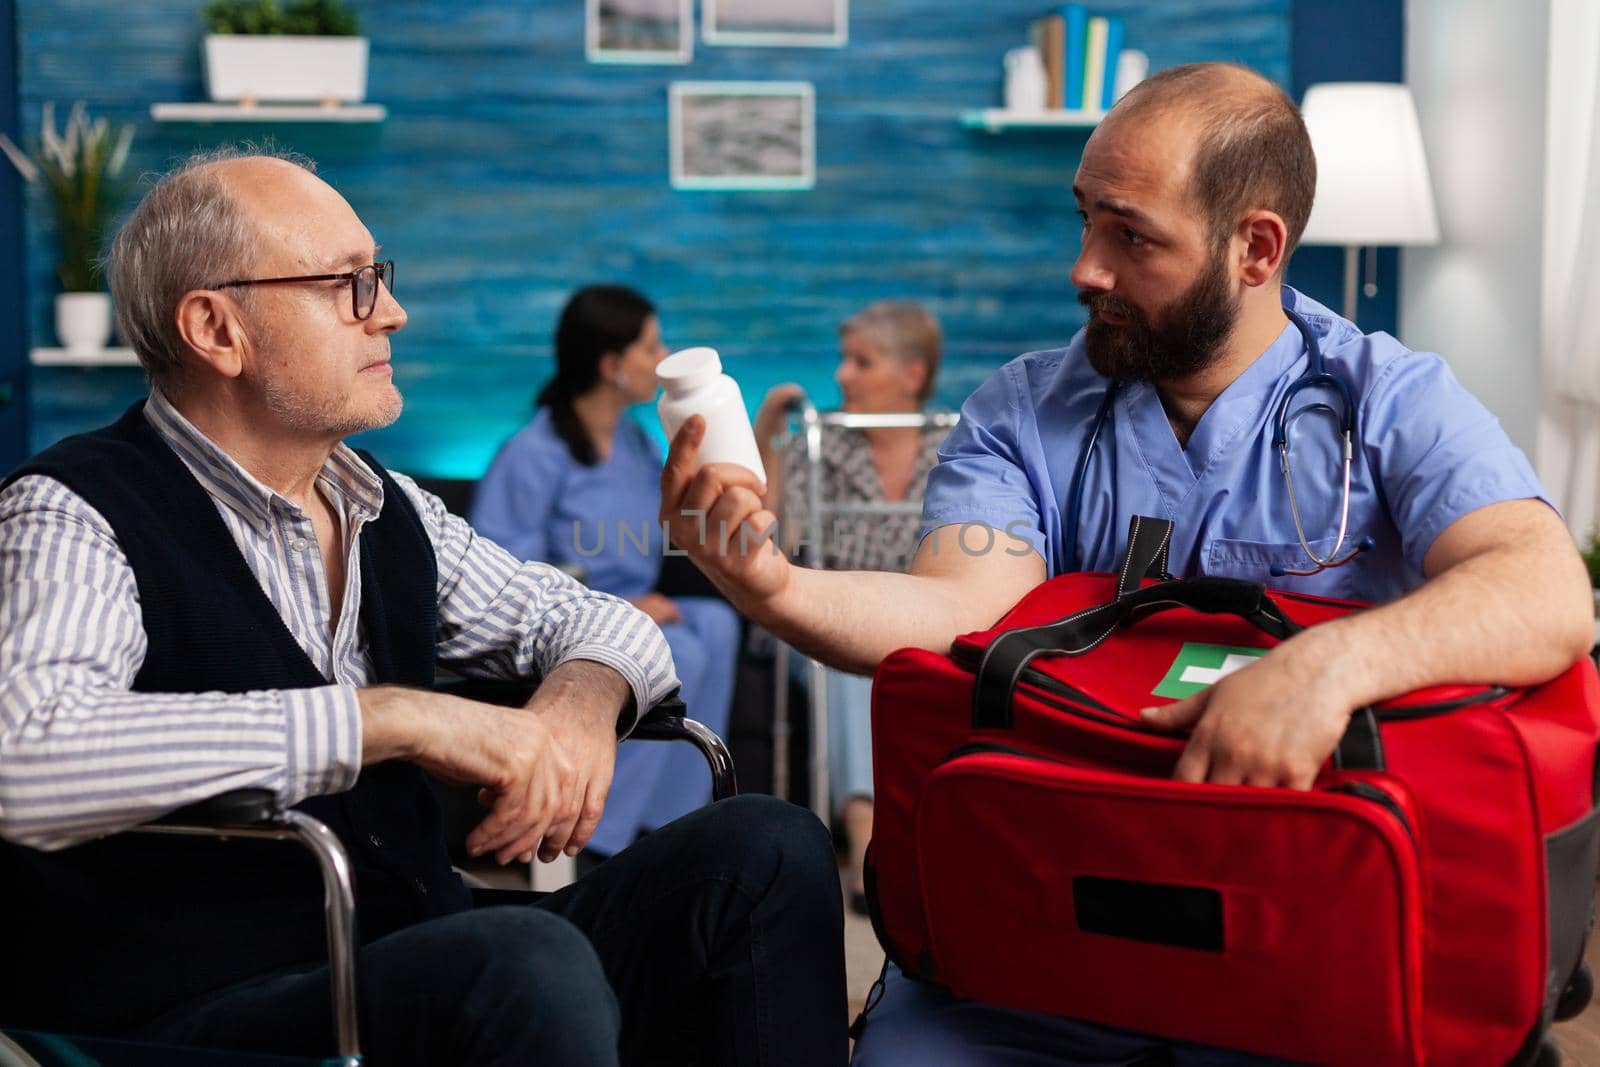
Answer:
[{"xmin": 471, "ymin": 284, "xmax": 740, "ymax": 864}]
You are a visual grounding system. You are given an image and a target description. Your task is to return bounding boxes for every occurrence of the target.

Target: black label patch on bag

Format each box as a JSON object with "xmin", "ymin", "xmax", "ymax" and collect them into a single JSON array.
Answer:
[{"xmin": 1072, "ymin": 875, "xmax": 1224, "ymax": 952}]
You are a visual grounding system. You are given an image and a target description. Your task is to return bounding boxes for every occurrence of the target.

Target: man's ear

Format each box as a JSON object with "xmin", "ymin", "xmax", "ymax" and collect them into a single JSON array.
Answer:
[
  {"xmin": 1235, "ymin": 209, "xmax": 1288, "ymax": 287},
  {"xmin": 174, "ymin": 289, "xmax": 248, "ymax": 379}
]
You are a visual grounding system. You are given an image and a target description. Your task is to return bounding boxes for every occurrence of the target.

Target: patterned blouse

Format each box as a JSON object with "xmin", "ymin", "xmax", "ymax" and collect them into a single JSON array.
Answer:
[{"xmin": 781, "ymin": 422, "xmax": 949, "ymax": 574}]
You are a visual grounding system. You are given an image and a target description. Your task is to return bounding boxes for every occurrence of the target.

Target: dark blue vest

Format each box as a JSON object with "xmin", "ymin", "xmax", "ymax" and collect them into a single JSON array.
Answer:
[{"xmin": 0, "ymin": 403, "xmax": 472, "ymax": 1033}]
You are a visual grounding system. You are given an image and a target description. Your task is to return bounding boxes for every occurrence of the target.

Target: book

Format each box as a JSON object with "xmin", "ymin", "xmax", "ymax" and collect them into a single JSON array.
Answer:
[
  {"xmin": 1061, "ymin": 4, "xmax": 1089, "ymax": 111},
  {"xmin": 1030, "ymin": 13, "xmax": 1066, "ymax": 109},
  {"xmin": 1100, "ymin": 16, "xmax": 1124, "ymax": 110},
  {"xmin": 1083, "ymin": 15, "xmax": 1109, "ymax": 114}
]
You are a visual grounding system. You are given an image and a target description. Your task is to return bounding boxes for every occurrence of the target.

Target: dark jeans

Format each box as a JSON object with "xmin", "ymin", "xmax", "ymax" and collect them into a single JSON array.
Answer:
[{"xmin": 133, "ymin": 794, "xmax": 848, "ymax": 1066}]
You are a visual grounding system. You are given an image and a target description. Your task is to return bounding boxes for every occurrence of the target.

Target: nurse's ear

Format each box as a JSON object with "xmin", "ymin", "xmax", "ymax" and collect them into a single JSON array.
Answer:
[{"xmin": 1233, "ymin": 208, "xmax": 1288, "ymax": 287}]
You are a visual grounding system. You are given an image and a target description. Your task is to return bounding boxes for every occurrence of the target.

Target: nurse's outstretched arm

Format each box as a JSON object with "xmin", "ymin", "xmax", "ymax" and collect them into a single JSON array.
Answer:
[{"xmin": 661, "ymin": 416, "xmax": 1045, "ymax": 675}]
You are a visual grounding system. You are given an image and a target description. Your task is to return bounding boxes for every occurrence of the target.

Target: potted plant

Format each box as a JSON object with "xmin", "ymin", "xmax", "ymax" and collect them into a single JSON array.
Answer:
[
  {"xmin": 200, "ymin": 0, "xmax": 368, "ymax": 105},
  {"xmin": 0, "ymin": 102, "xmax": 134, "ymax": 355}
]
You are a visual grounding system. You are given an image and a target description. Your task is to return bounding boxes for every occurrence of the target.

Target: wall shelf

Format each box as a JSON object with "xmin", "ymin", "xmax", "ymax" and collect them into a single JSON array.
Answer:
[
  {"xmin": 960, "ymin": 108, "xmax": 1103, "ymax": 132},
  {"xmin": 31, "ymin": 347, "xmax": 140, "ymax": 368},
  {"xmin": 150, "ymin": 102, "xmax": 387, "ymax": 123}
]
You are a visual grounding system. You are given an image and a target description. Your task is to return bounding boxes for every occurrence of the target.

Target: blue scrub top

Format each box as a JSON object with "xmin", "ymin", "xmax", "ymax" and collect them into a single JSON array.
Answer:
[
  {"xmin": 471, "ymin": 407, "xmax": 665, "ymax": 599},
  {"xmin": 921, "ymin": 287, "xmax": 1549, "ymax": 603}
]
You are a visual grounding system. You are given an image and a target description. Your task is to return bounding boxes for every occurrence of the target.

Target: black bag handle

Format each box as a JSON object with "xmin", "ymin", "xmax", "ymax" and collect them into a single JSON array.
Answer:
[
  {"xmin": 971, "ymin": 577, "xmax": 1303, "ymax": 727},
  {"xmin": 969, "ymin": 516, "xmax": 1383, "ymax": 770},
  {"xmin": 1117, "ymin": 514, "xmax": 1174, "ymax": 598}
]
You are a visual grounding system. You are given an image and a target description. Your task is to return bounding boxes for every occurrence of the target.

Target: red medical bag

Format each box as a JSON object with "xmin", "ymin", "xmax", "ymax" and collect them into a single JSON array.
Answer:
[{"xmin": 865, "ymin": 517, "xmax": 1600, "ymax": 1066}]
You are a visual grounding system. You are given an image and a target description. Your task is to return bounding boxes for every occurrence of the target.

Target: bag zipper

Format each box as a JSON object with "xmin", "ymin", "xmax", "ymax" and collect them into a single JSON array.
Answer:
[
  {"xmin": 943, "ymin": 741, "xmax": 1416, "ymax": 842},
  {"xmin": 952, "ymin": 637, "xmax": 1507, "ymax": 725},
  {"xmin": 1327, "ymin": 781, "xmax": 1415, "ymax": 840},
  {"xmin": 1365, "ymin": 686, "xmax": 1509, "ymax": 721}
]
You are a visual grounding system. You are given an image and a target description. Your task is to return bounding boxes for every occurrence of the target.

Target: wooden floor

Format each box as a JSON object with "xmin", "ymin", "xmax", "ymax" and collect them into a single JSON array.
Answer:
[{"xmin": 1556, "ymin": 931, "xmax": 1600, "ymax": 1065}]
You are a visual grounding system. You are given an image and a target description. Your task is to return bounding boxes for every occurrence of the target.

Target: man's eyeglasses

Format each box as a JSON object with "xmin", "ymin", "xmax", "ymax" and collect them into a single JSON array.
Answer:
[{"xmin": 214, "ymin": 260, "xmax": 395, "ymax": 321}]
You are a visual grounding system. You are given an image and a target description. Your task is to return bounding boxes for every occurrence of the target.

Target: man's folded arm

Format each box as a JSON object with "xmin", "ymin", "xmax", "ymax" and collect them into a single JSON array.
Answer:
[
  {"xmin": 394, "ymin": 474, "xmax": 679, "ymax": 734},
  {"xmin": 0, "ymin": 475, "xmax": 362, "ymax": 851}
]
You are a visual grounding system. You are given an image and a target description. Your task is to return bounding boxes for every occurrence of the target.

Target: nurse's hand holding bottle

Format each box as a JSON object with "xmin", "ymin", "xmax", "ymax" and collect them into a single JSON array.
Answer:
[{"xmin": 661, "ymin": 415, "xmax": 792, "ymax": 612}]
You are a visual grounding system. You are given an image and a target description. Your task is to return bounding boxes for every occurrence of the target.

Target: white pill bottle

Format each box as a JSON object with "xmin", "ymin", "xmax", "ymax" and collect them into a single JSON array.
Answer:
[{"xmin": 656, "ymin": 347, "xmax": 766, "ymax": 480}]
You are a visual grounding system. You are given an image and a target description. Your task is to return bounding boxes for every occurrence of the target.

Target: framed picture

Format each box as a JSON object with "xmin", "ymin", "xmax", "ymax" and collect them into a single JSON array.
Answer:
[
  {"xmin": 702, "ymin": 0, "xmax": 847, "ymax": 48},
  {"xmin": 587, "ymin": 0, "xmax": 693, "ymax": 65},
  {"xmin": 670, "ymin": 81, "xmax": 816, "ymax": 191}
]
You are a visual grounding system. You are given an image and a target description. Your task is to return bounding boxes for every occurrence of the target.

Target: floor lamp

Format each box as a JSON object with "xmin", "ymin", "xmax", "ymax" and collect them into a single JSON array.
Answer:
[{"xmin": 1299, "ymin": 83, "xmax": 1440, "ymax": 324}]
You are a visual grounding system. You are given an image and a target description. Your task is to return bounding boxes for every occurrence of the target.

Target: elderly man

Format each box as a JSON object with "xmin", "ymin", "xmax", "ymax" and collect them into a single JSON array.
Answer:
[
  {"xmin": 0, "ymin": 149, "xmax": 846, "ymax": 1066},
  {"xmin": 661, "ymin": 63, "xmax": 1592, "ymax": 1064}
]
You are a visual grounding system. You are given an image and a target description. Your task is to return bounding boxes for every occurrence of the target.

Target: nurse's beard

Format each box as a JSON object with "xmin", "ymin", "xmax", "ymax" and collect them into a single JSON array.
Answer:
[{"xmin": 1080, "ymin": 252, "xmax": 1239, "ymax": 383}]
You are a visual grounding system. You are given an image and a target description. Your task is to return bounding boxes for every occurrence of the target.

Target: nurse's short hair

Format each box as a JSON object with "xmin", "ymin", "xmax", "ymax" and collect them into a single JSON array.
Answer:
[
  {"xmin": 108, "ymin": 144, "xmax": 317, "ymax": 393},
  {"xmin": 839, "ymin": 301, "xmax": 943, "ymax": 405},
  {"xmin": 1112, "ymin": 62, "xmax": 1316, "ymax": 271}
]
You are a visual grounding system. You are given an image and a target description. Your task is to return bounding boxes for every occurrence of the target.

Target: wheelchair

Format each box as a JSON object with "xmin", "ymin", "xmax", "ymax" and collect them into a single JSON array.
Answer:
[{"xmin": 0, "ymin": 694, "xmax": 735, "ymax": 1066}]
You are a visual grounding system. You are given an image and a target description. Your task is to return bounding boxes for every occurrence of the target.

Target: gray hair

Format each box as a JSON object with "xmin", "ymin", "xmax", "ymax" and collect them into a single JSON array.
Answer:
[
  {"xmin": 108, "ymin": 144, "xmax": 317, "ymax": 392},
  {"xmin": 838, "ymin": 301, "xmax": 943, "ymax": 404}
]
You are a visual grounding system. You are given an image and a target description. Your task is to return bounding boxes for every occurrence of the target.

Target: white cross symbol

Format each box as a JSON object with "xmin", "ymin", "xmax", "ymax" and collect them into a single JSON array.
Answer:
[{"xmin": 1178, "ymin": 653, "xmax": 1262, "ymax": 686}]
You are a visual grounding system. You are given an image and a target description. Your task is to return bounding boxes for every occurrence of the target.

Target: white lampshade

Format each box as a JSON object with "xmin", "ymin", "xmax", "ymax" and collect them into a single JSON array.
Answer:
[{"xmin": 1300, "ymin": 82, "xmax": 1440, "ymax": 247}]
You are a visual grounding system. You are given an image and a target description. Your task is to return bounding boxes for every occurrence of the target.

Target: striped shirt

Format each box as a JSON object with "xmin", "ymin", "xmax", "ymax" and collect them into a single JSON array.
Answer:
[{"xmin": 0, "ymin": 391, "xmax": 679, "ymax": 851}]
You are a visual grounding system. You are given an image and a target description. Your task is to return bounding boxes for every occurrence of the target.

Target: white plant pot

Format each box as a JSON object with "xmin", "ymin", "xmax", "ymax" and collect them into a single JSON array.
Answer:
[
  {"xmin": 55, "ymin": 292, "xmax": 113, "ymax": 355},
  {"xmin": 204, "ymin": 35, "xmax": 369, "ymax": 104}
]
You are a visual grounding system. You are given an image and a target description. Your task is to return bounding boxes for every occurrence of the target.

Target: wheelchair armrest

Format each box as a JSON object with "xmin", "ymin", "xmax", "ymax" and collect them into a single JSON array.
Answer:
[
  {"xmin": 132, "ymin": 790, "xmax": 361, "ymax": 1063},
  {"xmin": 151, "ymin": 787, "xmax": 280, "ymax": 829},
  {"xmin": 631, "ymin": 696, "xmax": 739, "ymax": 801},
  {"xmin": 634, "ymin": 694, "xmax": 689, "ymax": 733}
]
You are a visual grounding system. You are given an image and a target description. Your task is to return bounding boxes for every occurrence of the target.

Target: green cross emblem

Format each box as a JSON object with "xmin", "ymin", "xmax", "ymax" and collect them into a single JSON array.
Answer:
[{"xmin": 1151, "ymin": 643, "xmax": 1268, "ymax": 699}]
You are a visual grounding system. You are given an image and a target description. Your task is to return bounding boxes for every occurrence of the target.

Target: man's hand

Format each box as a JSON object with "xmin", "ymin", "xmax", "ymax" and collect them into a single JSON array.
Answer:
[
  {"xmin": 361, "ymin": 687, "xmax": 581, "ymax": 864},
  {"xmin": 512, "ymin": 660, "xmax": 630, "ymax": 864},
  {"xmin": 627, "ymin": 592, "xmax": 683, "ymax": 626},
  {"xmin": 661, "ymin": 415, "xmax": 791, "ymax": 611},
  {"xmin": 1139, "ymin": 643, "xmax": 1352, "ymax": 790},
  {"xmin": 360, "ymin": 660, "xmax": 629, "ymax": 865}
]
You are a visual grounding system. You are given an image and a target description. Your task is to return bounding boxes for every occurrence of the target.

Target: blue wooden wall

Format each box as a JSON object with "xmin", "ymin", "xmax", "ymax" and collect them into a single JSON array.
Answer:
[
  {"xmin": 17, "ymin": 0, "xmax": 1291, "ymax": 477},
  {"xmin": 0, "ymin": 0, "xmax": 25, "ymax": 465}
]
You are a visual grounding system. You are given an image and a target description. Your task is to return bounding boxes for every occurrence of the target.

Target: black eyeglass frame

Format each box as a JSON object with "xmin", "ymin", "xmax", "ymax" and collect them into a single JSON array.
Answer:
[{"xmin": 215, "ymin": 260, "xmax": 395, "ymax": 321}]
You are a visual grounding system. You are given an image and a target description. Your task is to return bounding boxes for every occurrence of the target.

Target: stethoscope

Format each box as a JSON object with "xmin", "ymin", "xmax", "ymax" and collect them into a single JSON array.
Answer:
[{"xmin": 1063, "ymin": 304, "xmax": 1377, "ymax": 577}]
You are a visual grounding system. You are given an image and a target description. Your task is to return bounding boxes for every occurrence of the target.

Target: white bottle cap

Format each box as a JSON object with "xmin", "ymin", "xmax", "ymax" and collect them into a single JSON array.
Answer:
[{"xmin": 656, "ymin": 346, "xmax": 723, "ymax": 396}]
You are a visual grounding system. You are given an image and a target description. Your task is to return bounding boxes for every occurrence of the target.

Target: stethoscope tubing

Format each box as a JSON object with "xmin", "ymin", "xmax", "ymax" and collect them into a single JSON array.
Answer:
[
  {"xmin": 1063, "ymin": 381, "xmax": 1120, "ymax": 573},
  {"xmin": 1063, "ymin": 302, "xmax": 1368, "ymax": 578}
]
